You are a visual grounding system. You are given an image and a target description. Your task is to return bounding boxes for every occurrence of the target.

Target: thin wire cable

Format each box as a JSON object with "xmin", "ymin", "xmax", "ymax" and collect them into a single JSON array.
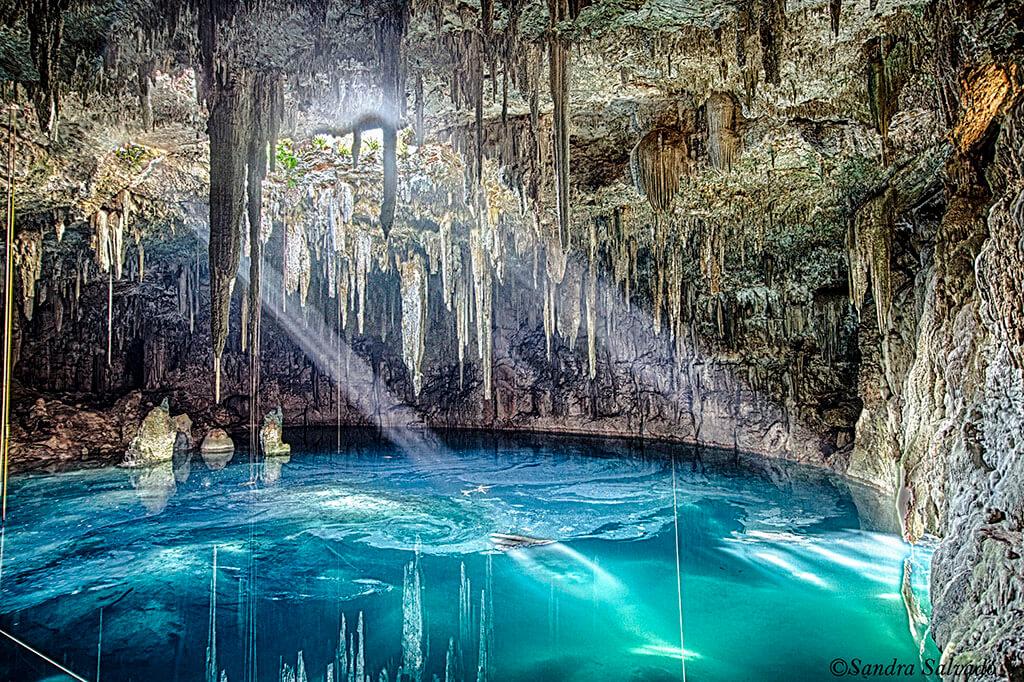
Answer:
[
  {"xmin": 96, "ymin": 607, "xmax": 104, "ymax": 682},
  {"xmin": 1, "ymin": 106, "xmax": 16, "ymax": 523},
  {"xmin": 671, "ymin": 457, "xmax": 687, "ymax": 682},
  {"xmin": 0, "ymin": 628, "xmax": 89, "ymax": 682}
]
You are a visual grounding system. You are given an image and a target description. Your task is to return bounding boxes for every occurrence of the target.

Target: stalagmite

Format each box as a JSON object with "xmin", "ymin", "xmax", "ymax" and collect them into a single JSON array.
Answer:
[
  {"xmin": 355, "ymin": 612, "xmax": 365, "ymax": 682},
  {"xmin": 336, "ymin": 614, "xmax": 349, "ymax": 682},
  {"xmin": 459, "ymin": 562, "xmax": 472, "ymax": 651},
  {"xmin": 206, "ymin": 546, "xmax": 218, "ymax": 682},
  {"xmin": 476, "ymin": 589, "xmax": 489, "ymax": 682}
]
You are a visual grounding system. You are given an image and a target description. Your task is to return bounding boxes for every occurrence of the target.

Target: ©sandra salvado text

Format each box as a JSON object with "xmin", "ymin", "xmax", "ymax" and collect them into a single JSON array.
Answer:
[{"xmin": 829, "ymin": 657, "xmax": 1003, "ymax": 678}]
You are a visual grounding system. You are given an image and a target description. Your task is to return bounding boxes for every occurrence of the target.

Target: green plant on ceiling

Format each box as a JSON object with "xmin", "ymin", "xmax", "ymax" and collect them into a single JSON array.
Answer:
[{"xmin": 275, "ymin": 139, "xmax": 301, "ymax": 187}]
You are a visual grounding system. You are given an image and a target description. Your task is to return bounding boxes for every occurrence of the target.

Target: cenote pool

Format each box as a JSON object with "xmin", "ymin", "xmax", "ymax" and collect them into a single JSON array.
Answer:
[{"xmin": 0, "ymin": 429, "xmax": 937, "ymax": 681}]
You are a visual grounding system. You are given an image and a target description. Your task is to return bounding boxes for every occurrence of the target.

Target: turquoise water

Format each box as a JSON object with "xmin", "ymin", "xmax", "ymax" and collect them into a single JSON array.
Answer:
[{"xmin": 0, "ymin": 429, "xmax": 937, "ymax": 681}]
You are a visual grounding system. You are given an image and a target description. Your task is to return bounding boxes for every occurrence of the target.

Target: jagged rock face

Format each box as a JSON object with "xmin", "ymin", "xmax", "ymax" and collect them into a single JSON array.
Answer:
[{"xmin": 841, "ymin": 0, "xmax": 1024, "ymax": 675}]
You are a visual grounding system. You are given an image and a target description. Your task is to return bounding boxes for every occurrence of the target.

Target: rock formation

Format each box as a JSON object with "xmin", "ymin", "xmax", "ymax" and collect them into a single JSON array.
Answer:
[{"xmin": 123, "ymin": 398, "xmax": 191, "ymax": 467}]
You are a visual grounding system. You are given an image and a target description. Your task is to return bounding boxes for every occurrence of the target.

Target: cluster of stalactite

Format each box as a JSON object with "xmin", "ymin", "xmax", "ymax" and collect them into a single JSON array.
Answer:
[
  {"xmin": 4, "ymin": 0, "xmax": 883, "ymax": 419},
  {"xmin": 90, "ymin": 189, "xmax": 138, "ymax": 366},
  {"xmin": 734, "ymin": 0, "xmax": 787, "ymax": 94},
  {"xmin": 629, "ymin": 129, "xmax": 690, "ymax": 213},
  {"xmin": 704, "ymin": 92, "xmax": 742, "ymax": 173},
  {"xmin": 847, "ymin": 188, "xmax": 895, "ymax": 333},
  {"xmin": 25, "ymin": 0, "xmax": 69, "ymax": 136}
]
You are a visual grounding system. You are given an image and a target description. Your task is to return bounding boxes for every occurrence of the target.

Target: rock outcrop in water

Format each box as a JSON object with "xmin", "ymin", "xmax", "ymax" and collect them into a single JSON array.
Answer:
[
  {"xmin": 123, "ymin": 398, "xmax": 192, "ymax": 466},
  {"xmin": 260, "ymin": 407, "xmax": 290, "ymax": 457},
  {"xmin": 0, "ymin": 0, "xmax": 1022, "ymax": 675}
]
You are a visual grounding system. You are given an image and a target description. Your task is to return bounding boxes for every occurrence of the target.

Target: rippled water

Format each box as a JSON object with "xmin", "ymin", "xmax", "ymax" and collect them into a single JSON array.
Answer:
[{"xmin": 0, "ymin": 429, "xmax": 937, "ymax": 681}]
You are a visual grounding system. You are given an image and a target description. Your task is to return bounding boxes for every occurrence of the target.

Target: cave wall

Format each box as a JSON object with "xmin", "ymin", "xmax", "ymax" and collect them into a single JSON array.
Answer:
[
  {"xmin": 9, "ymin": 214, "xmax": 859, "ymax": 473},
  {"xmin": 843, "ymin": 0, "xmax": 1024, "ymax": 673}
]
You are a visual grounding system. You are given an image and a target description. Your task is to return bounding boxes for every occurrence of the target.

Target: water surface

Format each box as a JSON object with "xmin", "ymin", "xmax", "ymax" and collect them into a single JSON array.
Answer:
[{"xmin": 0, "ymin": 429, "xmax": 937, "ymax": 681}]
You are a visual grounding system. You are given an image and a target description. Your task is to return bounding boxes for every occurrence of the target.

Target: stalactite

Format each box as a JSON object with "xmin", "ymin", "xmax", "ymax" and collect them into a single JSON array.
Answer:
[
  {"xmin": 548, "ymin": 0, "xmax": 571, "ymax": 249},
  {"xmin": 557, "ymin": 266, "xmax": 582, "ymax": 349},
  {"xmin": 847, "ymin": 189, "xmax": 895, "ymax": 332},
  {"xmin": 246, "ymin": 74, "xmax": 278, "ymax": 455},
  {"xmin": 26, "ymin": 0, "xmax": 70, "ymax": 136},
  {"xmin": 455, "ymin": 264, "xmax": 471, "ymax": 387},
  {"xmin": 13, "ymin": 230, "xmax": 43, "ymax": 321},
  {"xmin": 585, "ymin": 219, "xmax": 597, "ymax": 379},
  {"xmin": 399, "ymin": 252, "xmax": 427, "ymax": 397},
  {"xmin": 378, "ymin": 0, "xmax": 409, "ymax": 238},
  {"xmin": 382, "ymin": 125, "xmax": 398, "ymax": 236},
  {"xmin": 705, "ymin": 93, "xmax": 741, "ymax": 172},
  {"xmin": 414, "ymin": 72, "xmax": 425, "ymax": 146},
  {"xmin": 543, "ymin": 275, "xmax": 555, "ymax": 361},
  {"xmin": 757, "ymin": 0, "xmax": 787, "ymax": 86},
  {"xmin": 865, "ymin": 35, "xmax": 911, "ymax": 165},
  {"xmin": 630, "ymin": 130, "xmax": 688, "ymax": 212},
  {"xmin": 470, "ymin": 225, "xmax": 493, "ymax": 399},
  {"xmin": 352, "ymin": 129, "xmax": 362, "ymax": 169},
  {"xmin": 354, "ymin": 232, "xmax": 372, "ymax": 334},
  {"xmin": 207, "ymin": 71, "xmax": 248, "ymax": 404},
  {"xmin": 138, "ymin": 60, "xmax": 155, "ymax": 131}
]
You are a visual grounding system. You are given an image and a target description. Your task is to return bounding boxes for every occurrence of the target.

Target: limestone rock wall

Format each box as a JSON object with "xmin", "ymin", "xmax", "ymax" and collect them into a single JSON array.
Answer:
[
  {"xmin": 9, "ymin": 223, "xmax": 859, "ymax": 473},
  {"xmin": 843, "ymin": 0, "xmax": 1024, "ymax": 671}
]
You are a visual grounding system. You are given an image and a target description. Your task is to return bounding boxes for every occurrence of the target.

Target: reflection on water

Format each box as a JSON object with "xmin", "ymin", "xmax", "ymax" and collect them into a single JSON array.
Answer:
[{"xmin": 0, "ymin": 429, "xmax": 938, "ymax": 681}]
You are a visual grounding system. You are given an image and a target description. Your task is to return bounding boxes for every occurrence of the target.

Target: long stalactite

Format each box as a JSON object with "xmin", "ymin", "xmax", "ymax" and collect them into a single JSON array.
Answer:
[{"xmin": 548, "ymin": 0, "xmax": 571, "ymax": 250}]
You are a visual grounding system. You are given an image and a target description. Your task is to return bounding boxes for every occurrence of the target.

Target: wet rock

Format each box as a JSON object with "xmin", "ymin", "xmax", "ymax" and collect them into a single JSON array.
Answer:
[
  {"xmin": 122, "ymin": 399, "xmax": 177, "ymax": 467},
  {"xmin": 260, "ymin": 407, "xmax": 291, "ymax": 456},
  {"xmin": 173, "ymin": 413, "xmax": 194, "ymax": 450},
  {"xmin": 260, "ymin": 408, "xmax": 291, "ymax": 483},
  {"xmin": 200, "ymin": 428, "xmax": 234, "ymax": 470}
]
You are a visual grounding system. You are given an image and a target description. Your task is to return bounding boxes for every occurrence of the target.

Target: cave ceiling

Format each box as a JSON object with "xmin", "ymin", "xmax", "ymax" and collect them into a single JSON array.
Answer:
[{"xmin": 0, "ymin": 0, "xmax": 948, "ymax": 401}]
